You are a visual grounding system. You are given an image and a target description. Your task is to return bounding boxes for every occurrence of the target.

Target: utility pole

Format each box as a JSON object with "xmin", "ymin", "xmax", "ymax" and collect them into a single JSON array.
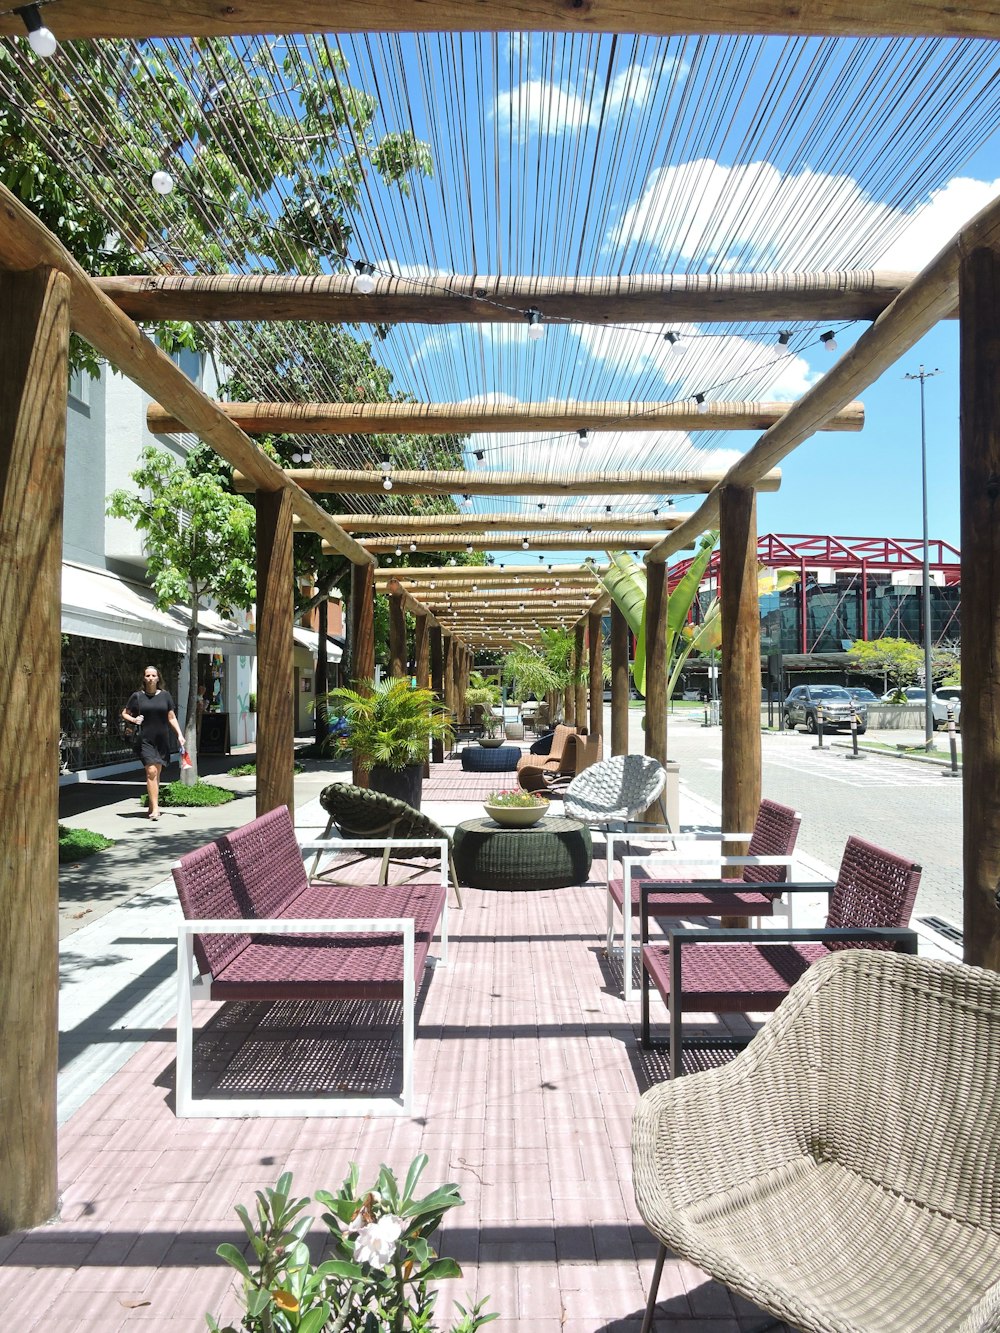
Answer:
[{"xmin": 903, "ymin": 365, "xmax": 941, "ymax": 750}]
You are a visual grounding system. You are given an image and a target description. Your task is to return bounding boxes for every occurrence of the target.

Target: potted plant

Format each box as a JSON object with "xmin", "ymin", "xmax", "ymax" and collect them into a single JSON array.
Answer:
[
  {"xmin": 324, "ymin": 677, "xmax": 454, "ymax": 808},
  {"xmin": 465, "ymin": 674, "xmax": 504, "ymax": 745},
  {"xmin": 483, "ymin": 788, "xmax": 549, "ymax": 827}
]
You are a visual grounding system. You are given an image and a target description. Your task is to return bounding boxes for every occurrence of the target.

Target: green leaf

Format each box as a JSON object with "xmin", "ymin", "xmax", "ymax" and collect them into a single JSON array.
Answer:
[
  {"xmin": 402, "ymin": 1153, "xmax": 429, "ymax": 1202},
  {"xmin": 422, "ymin": 1256, "xmax": 462, "ymax": 1280},
  {"xmin": 296, "ymin": 1307, "xmax": 332, "ymax": 1333},
  {"xmin": 215, "ymin": 1243, "xmax": 252, "ymax": 1279}
]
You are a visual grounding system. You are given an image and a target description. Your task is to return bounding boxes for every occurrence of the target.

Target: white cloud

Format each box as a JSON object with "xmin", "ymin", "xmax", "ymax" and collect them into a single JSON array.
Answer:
[
  {"xmin": 875, "ymin": 175, "xmax": 1000, "ymax": 269},
  {"xmin": 577, "ymin": 323, "xmax": 819, "ymax": 401},
  {"xmin": 608, "ymin": 157, "xmax": 1000, "ymax": 275},
  {"xmin": 496, "ymin": 63, "xmax": 656, "ymax": 139}
]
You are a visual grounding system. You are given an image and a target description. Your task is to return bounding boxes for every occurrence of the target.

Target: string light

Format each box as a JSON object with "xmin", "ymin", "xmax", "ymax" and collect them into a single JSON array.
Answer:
[
  {"xmin": 521, "ymin": 537, "xmax": 530, "ymax": 549},
  {"xmin": 526, "ymin": 308, "xmax": 544, "ymax": 341},
  {"xmin": 474, "ymin": 450, "xmax": 484, "ymax": 462},
  {"xmin": 465, "ymin": 543, "xmax": 473, "ymax": 553},
  {"xmin": 821, "ymin": 330, "xmax": 838, "ymax": 353},
  {"xmin": 16, "ymin": 5, "xmax": 57, "ymax": 57},
  {"xmin": 449, "ymin": 557, "xmax": 457, "ymax": 566},
  {"xmin": 663, "ymin": 331, "xmax": 687, "ymax": 354},
  {"xmin": 380, "ymin": 457, "xmax": 393, "ymax": 491},
  {"xmin": 151, "ymin": 170, "xmax": 175, "ymax": 195},
  {"xmin": 694, "ymin": 393, "xmax": 709, "ymax": 414},
  {"xmin": 462, "ymin": 494, "xmax": 471, "ymax": 507},
  {"xmin": 577, "ymin": 429, "xmax": 589, "ymax": 447},
  {"xmin": 409, "ymin": 541, "xmax": 417, "ymax": 552},
  {"xmin": 778, "ymin": 329, "xmax": 792, "ymax": 346},
  {"xmin": 353, "ymin": 260, "xmax": 376, "ymax": 294}
]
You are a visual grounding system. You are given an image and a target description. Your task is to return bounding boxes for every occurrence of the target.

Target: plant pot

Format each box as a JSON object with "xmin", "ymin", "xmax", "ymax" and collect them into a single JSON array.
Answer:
[
  {"xmin": 483, "ymin": 802, "xmax": 548, "ymax": 827},
  {"xmin": 478, "ymin": 737, "xmax": 505, "ymax": 748},
  {"xmin": 369, "ymin": 763, "xmax": 423, "ymax": 810}
]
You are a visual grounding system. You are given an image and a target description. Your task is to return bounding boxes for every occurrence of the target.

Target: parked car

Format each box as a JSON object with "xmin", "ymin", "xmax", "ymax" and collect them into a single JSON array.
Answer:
[
  {"xmin": 846, "ymin": 686, "xmax": 880, "ymax": 706},
  {"xmin": 881, "ymin": 687, "xmax": 961, "ymax": 729},
  {"xmin": 783, "ymin": 684, "xmax": 867, "ymax": 734}
]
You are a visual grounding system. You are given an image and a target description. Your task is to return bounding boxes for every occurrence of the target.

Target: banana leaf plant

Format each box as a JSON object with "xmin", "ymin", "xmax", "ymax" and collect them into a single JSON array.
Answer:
[{"xmin": 598, "ymin": 537, "xmax": 799, "ymax": 698}]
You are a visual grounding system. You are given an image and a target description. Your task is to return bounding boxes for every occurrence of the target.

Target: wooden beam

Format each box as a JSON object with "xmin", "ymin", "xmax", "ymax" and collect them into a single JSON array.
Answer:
[
  {"xmin": 0, "ymin": 184, "xmax": 372, "ymax": 567},
  {"xmin": 256, "ymin": 490, "xmax": 296, "ymax": 818},
  {"xmin": 3, "ymin": 3, "xmax": 994, "ymax": 39},
  {"xmin": 376, "ymin": 565, "xmax": 599, "ymax": 582},
  {"xmin": 959, "ymin": 246, "xmax": 1000, "ymax": 973},
  {"xmin": 112, "ymin": 272, "xmax": 920, "ymax": 326},
  {"xmin": 241, "ymin": 467, "xmax": 781, "ymax": 497},
  {"xmin": 644, "ymin": 561, "xmax": 668, "ymax": 823},
  {"xmin": 645, "ymin": 187, "xmax": 1000, "ymax": 565},
  {"xmin": 589, "ymin": 610, "xmax": 604, "ymax": 740},
  {"xmin": 350, "ymin": 562, "xmax": 376, "ymax": 785},
  {"xmin": 388, "ymin": 591, "xmax": 406, "ymax": 678},
  {"xmin": 430, "ymin": 626, "xmax": 444, "ymax": 764},
  {"xmin": 0, "ymin": 268, "xmax": 68, "ymax": 1233},
  {"xmin": 610, "ymin": 603, "xmax": 630, "ymax": 757},
  {"xmin": 335, "ymin": 512, "xmax": 688, "ymax": 533},
  {"xmin": 719, "ymin": 486, "xmax": 762, "ymax": 929},
  {"xmin": 148, "ymin": 398, "xmax": 864, "ymax": 436}
]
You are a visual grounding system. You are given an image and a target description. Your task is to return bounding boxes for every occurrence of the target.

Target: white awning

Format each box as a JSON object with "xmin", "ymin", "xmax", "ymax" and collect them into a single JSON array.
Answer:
[
  {"xmin": 292, "ymin": 627, "xmax": 344, "ymax": 664},
  {"xmin": 61, "ymin": 562, "xmax": 256, "ymax": 656}
]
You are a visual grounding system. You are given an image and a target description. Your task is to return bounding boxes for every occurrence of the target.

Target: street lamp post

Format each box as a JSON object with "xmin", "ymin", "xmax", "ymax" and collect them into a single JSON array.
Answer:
[{"xmin": 904, "ymin": 364, "xmax": 941, "ymax": 750}]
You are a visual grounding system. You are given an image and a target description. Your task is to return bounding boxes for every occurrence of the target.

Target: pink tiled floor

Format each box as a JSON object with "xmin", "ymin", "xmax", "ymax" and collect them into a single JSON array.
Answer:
[{"xmin": 2, "ymin": 850, "xmax": 790, "ymax": 1332}]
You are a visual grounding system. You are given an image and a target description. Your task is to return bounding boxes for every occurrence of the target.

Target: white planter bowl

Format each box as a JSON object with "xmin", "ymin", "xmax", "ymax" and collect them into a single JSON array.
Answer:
[{"xmin": 483, "ymin": 802, "xmax": 548, "ymax": 827}]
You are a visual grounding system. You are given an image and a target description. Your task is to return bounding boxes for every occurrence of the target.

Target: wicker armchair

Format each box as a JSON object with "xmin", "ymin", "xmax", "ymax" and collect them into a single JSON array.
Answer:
[
  {"xmin": 632, "ymin": 950, "xmax": 1000, "ymax": 1333},
  {"xmin": 564, "ymin": 754, "xmax": 668, "ymax": 831},
  {"xmin": 313, "ymin": 783, "xmax": 462, "ymax": 907}
]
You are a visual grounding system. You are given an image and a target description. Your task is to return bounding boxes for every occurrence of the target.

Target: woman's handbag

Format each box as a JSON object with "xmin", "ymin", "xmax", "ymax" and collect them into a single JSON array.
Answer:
[{"xmin": 120, "ymin": 718, "xmax": 143, "ymax": 754}]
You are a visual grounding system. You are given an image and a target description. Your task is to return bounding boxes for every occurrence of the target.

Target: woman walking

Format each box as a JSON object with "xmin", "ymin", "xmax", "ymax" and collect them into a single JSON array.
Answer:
[{"xmin": 122, "ymin": 665, "xmax": 186, "ymax": 821}]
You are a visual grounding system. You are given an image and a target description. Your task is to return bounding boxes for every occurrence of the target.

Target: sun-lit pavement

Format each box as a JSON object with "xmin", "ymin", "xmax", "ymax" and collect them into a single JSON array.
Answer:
[{"xmin": 10, "ymin": 734, "xmax": 958, "ymax": 1330}]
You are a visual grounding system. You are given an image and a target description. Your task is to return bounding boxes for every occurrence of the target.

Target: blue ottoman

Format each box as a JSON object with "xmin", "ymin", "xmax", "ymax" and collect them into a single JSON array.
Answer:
[{"xmin": 461, "ymin": 745, "xmax": 521, "ymax": 772}]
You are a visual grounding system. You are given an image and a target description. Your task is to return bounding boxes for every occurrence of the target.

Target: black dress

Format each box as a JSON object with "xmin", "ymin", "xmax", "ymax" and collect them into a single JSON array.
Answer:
[{"xmin": 126, "ymin": 689, "xmax": 177, "ymax": 767}]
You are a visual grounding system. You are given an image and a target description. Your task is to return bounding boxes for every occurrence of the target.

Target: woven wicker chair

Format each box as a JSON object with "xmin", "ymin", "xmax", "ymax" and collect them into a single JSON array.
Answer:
[
  {"xmin": 314, "ymin": 783, "xmax": 462, "ymax": 907},
  {"xmin": 564, "ymin": 754, "xmax": 668, "ymax": 831},
  {"xmin": 608, "ymin": 799, "xmax": 802, "ymax": 1000},
  {"xmin": 632, "ymin": 950, "xmax": 1000, "ymax": 1333},
  {"xmin": 640, "ymin": 835, "xmax": 921, "ymax": 1079},
  {"xmin": 515, "ymin": 723, "xmax": 576, "ymax": 787}
]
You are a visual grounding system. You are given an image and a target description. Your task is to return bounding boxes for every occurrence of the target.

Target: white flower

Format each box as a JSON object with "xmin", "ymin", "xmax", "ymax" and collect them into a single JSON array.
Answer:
[{"xmin": 352, "ymin": 1214, "xmax": 404, "ymax": 1270}]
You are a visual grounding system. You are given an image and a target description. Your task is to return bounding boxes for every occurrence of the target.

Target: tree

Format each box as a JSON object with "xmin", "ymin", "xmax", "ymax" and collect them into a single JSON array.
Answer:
[
  {"xmin": 107, "ymin": 447, "xmax": 256, "ymax": 780},
  {"xmin": 848, "ymin": 637, "xmax": 925, "ymax": 695}
]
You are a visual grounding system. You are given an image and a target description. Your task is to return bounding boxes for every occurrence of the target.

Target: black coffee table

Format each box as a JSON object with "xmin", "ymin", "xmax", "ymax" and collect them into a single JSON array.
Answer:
[{"xmin": 452, "ymin": 816, "xmax": 593, "ymax": 891}]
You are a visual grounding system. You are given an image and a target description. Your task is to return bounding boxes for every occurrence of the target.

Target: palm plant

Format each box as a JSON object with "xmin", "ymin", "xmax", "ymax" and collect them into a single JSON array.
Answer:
[{"xmin": 323, "ymin": 677, "xmax": 454, "ymax": 772}]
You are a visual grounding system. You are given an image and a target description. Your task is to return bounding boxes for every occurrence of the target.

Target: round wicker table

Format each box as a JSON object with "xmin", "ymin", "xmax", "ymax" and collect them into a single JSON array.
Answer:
[{"xmin": 452, "ymin": 816, "xmax": 593, "ymax": 891}]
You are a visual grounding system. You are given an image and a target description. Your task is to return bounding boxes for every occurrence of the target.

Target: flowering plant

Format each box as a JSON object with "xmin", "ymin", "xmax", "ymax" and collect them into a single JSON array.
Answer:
[
  {"xmin": 484, "ymin": 788, "xmax": 547, "ymax": 808},
  {"xmin": 208, "ymin": 1157, "xmax": 495, "ymax": 1333}
]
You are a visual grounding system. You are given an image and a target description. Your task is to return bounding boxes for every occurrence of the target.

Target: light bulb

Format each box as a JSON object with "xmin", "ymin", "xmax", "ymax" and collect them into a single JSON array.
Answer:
[
  {"xmin": 290, "ymin": 451, "xmax": 302, "ymax": 464},
  {"xmin": 151, "ymin": 170, "xmax": 174, "ymax": 196},
  {"xmin": 821, "ymin": 330, "xmax": 838, "ymax": 353},
  {"xmin": 462, "ymin": 494, "xmax": 471, "ymax": 507},
  {"xmin": 18, "ymin": 6, "xmax": 57, "ymax": 56},
  {"xmin": 694, "ymin": 393, "xmax": 709, "ymax": 415},
  {"xmin": 521, "ymin": 538, "xmax": 530, "ymax": 550},
  {"xmin": 577, "ymin": 429, "xmax": 589, "ymax": 446},
  {"xmin": 778, "ymin": 329, "xmax": 792, "ymax": 346},
  {"xmin": 526, "ymin": 308, "xmax": 544, "ymax": 341},
  {"xmin": 382, "ymin": 477, "xmax": 393, "ymax": 491},
  {"xmin": 354, "ymin": 260, "xmax": 376, "ymax": 295},
  {"xmin": 301, "ymin": 450, "xmax": 312, "ymax": 464},
  {"xmin": 466, "ymin": 543, "xmax": 473, "ymax": 553},
  {"xmin": 663, "ymin": 331, "xmax": 687, "ymax": 354},
  {"xmin": 449, "ymin": 558, "xmax": 457, "ymax": 566},
  {"xmin": 395, "ymin": 546, "xmax": 402, "ymax": 556},
  {"xmin": 409, "ymin": 541, "xmax": 417, "ymax": 552},
  {"xmin": 474, "ymin": 450, "xmax": 484, "ymax": 462}
]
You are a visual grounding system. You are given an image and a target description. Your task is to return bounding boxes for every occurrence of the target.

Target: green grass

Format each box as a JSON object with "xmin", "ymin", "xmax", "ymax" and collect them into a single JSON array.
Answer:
[
  {"xmin": 226, "ymin": 761, "xmax": 304, "ymax": 777},
  {"xmin": 142, "ymin": 780, "xmax": 236, "ymax": 808},
  {"xmin": 58, "ymin": 824, "xmax": 115, "ymax": 863}
]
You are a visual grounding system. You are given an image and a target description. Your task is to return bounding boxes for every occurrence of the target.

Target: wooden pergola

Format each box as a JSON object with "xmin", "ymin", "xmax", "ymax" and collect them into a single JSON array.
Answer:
[{"xmin": 1, "ymin": 0, "xmax": 998, "ymax": 1238}]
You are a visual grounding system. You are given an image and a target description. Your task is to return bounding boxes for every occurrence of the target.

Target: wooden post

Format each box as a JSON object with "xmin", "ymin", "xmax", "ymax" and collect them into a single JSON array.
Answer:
[
  {"xmin": 350, "ymin": 560, "xmax": 375, "ymax": 786},
  {"xmin": 588, "ymin": 610, "xmax": 604, "ymax": 739},
  {"xmin": 574, "ymin": 621, "xmax": 587, "ymax": 728},
  {"xmin": 644, "ymin": 561, "xmax": 668, "ymax": 824},
  {"xmin": 442, "ymin": 633, "xmax": 454, "ymax": 718},
  {"xmin": 719, "ymin": 486, "xmax": 762, "ymax": 927},
  {"xmin": 0, "ymin": 269, "xmax": 68, "ymax": 1233},
  {"xmin": 610, "ymin": 603, "xmax": 630, "ymax": 756},
  {"xmin": 430, "ymin": 625, "xmax": 444, "ymax": 763},
  {"xmin": 458, "ymin": 645, "xmax": 469, "ymax": 723},
  {"xmin": 959, "ymin": 246, "xmax": 1000, "ymax": 970},
  {"xmin": 414, "ymin": 612, "xmax": 429, "ymax": 688},
  {"xmin": 388, "ymin": 590, "xmax": 406, "ymax": 678},
  {"xmin": 256, "ymin": 489, "xmax": 295, "ymax": 816}
]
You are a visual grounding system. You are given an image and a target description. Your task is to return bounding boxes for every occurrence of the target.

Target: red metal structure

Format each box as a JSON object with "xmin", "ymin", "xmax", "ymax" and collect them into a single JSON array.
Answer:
[{"xmin": 669, "ymin": 533, "xmax": 961, "ymax": 655}]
